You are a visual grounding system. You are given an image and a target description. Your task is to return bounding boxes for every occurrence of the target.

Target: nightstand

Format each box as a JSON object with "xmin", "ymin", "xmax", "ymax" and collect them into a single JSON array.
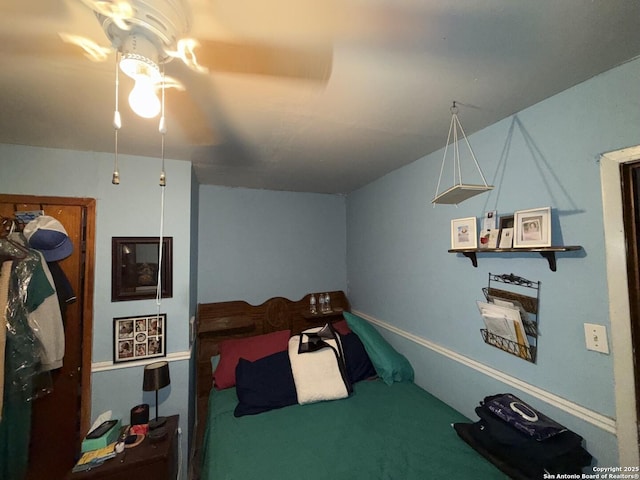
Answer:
[{"xmin": 67, "ymin": 415, "xmax": 179, "ymax": 480}]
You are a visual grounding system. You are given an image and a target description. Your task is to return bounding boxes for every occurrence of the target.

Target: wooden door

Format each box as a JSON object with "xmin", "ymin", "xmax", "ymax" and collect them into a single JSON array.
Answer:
[
  {"xmin": 621, "ymin": 162, "xmax": 640, "ymax": 458},
  {"xmin": 0, "ymin": 194, "xmax": 95, "ymax": 479}
]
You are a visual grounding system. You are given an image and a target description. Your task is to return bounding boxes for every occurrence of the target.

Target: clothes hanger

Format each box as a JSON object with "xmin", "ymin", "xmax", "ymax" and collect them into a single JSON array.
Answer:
[
  {"xmin": 0, "ymin": 217, "xmax": 12, "ymax": 238},
  {"xmin": 0, "ymin": 216, "xmax": 29, "ymax": 259}
]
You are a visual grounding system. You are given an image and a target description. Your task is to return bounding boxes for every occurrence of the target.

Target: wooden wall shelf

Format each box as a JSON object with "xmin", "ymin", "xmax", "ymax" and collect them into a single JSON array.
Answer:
[{"xmin": 448, "ymin": 246, "xmax": 583, "ymax": 271}]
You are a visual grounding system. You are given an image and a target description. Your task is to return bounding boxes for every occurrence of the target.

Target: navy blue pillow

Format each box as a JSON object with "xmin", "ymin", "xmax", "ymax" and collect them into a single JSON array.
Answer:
[
  {"xmin": 342, "ymin": 332, "xmax": 377, "ymax": 383},
  {"xmin": 234, "ymin": 350, "xmax": 297, "ymax": 417}
]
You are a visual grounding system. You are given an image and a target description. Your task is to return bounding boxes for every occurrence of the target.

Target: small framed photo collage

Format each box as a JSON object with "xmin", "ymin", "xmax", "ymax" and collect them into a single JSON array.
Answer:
[
  {"xmin": 451, "ymin": 207, "xmax": 551, "ymax": 251},
  {"xmin": 113, "ymin": 313, "xmax": 166, "ymax": 363}
]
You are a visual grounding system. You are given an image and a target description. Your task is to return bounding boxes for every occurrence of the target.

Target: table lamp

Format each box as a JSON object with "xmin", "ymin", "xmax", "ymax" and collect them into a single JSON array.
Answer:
[{"xmin": 143, "ymin": 360, "xmax": 170, "ymax": 433}]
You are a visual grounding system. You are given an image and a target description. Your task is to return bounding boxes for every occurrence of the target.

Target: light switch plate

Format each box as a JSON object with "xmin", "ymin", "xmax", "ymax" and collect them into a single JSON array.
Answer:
[{"xmin": 584, "ymin": 323, "xmax": 609, "ymax": 354}]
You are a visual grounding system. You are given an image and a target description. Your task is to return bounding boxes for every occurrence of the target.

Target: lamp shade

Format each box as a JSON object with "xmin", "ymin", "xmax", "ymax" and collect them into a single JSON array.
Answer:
[{"xmin": 143, "ymin": 361, "xmax": 170, "ymax": 391}]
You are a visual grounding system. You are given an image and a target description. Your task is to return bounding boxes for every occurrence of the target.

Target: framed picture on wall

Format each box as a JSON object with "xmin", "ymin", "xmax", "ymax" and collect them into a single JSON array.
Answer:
[
  {"xmin": 113, "ymin": 313, "xmax": 166, "ymax": 363},
  {"xmin": 111, "ymin": 237, "xmax": 173, "ymax": 302},
  {"xmin": 451, "ymin": 217, "xmax": 478, "ymax": 250},
  {"xmin": 514, "ymin": 207, "xmax": 551, "ymax": 248}
]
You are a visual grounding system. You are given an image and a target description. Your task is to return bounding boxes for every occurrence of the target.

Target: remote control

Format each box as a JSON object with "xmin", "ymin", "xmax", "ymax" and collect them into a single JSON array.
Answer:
[{"xmin": 86, "ymin": 419, "xmax": 118, "ymax": 439}]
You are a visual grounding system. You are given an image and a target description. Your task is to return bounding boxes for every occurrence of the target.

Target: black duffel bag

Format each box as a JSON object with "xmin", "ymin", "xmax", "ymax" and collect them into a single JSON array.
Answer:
[{"xmin": 454, "ymin": 393, "xmax": 592, "ymax": 479}]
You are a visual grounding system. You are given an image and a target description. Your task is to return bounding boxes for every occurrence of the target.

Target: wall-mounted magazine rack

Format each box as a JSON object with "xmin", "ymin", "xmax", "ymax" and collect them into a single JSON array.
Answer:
[{"xmin": 479, "ymin": 273, "xmax": 540, "ymax": 363}]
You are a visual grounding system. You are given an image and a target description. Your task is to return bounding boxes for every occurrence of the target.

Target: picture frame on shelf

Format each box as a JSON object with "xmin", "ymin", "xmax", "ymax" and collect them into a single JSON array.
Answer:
[
  {"xmin": 498, "ymin": 215, "xmax": 515, "ymax": 248},
  {"xmin": 498, "ymin": 228, "xmax": 514, "ymax": 248},
  {"xmin": 113, "ymin": 313, "xmax": 166, "ymax": 363},
  {"xmin": 487, "ymin": 229, "xmax": 500, "ymax": 248},
  {"xmin": 451, "ymin": 217, "xmax": 478, "ymax": 250},
  {"xmin": 482, "ymin": 210, "xmax": 497, "ymax": 231},
  {"xmin": 478, "ymin": 228, "xmax": 491, "ymax": 249},
  {"xmin": 513, "ymin": 207, "xmax": 551, "ymax": 248},
  {"xmin": 479, "ymin": 210, "xmax": 498, "ymax": 249}
]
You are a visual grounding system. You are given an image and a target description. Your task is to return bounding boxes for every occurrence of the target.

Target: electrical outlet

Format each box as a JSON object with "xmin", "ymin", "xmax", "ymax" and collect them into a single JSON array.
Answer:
[{"xmin": 584, "ymin": 323, "xmax": 609, "ymax": 354}]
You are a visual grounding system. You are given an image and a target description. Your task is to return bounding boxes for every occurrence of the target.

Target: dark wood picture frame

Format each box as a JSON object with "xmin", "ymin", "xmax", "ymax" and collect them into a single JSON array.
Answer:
[
  {"xmin": 499, "ymin": 215, "xmax": 515, "ymax": 230},
  {"xmin": 113, "ymin": 313, "xmax": 167, "ymax": 363},
  {"xmin": 111, "ymin": 237, "xmax": 173, "ymax": 302}
]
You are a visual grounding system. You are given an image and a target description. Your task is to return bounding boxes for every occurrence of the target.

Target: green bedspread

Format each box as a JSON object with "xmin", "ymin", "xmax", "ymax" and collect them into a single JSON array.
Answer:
[{"xmin": 201, "ymin": 379, "xmax": 508, "ymax": 479}]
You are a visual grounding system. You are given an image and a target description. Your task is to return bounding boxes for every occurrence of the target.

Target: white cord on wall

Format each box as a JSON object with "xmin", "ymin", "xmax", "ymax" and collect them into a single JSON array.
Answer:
[
  {"xmin": 156, "ymin": 62, "xmax": 167, "ymax": 319},
  {"xmin": 156, "ymin": 185, "xmax": 165, "ymax": 317},
  {"xmin": 176, "ymin": 426, "xmax": 183, "ymax": 480}
]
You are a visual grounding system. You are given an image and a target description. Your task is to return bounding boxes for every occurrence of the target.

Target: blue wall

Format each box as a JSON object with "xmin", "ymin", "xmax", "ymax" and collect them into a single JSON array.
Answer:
[
  {"xmin": 1, "ymin": 55, "xmax": 638, "ymax": 473},
  {"xmin": 345, "ymin": 57, "xmax": 640, "ymax": 466},
  {"xmin": 197, "ymin": 185, "xmax": 347, "ymax": 305},
  {"xmin": 0, "ymin": 146, "xmax": 194, "ymax": 477}
]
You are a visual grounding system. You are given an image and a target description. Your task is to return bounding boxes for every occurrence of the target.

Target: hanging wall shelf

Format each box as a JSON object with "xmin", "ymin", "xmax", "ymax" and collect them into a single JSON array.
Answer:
[
  {"xmin": 432, "ymin": 102, "xmax": 493, "ymax": 205},
  {"xmin": 433, "ymin": 184, "xmax": 494, "ymax": 205},
  {"xmin": 448, "ymin": 245, "xmax": 582, "ymax": 271}
]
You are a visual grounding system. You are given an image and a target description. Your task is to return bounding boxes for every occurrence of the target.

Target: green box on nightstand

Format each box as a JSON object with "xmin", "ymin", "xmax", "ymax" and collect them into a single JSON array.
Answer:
[{"xmin": 81, "ymin": 419, "xmax": 121, "ymax": 452}]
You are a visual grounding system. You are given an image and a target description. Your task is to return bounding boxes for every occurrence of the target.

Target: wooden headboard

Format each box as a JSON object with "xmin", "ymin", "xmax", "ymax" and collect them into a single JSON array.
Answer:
[{"xmin": 190, "ymin": 291, "xmax": 350, "ymax": 478}]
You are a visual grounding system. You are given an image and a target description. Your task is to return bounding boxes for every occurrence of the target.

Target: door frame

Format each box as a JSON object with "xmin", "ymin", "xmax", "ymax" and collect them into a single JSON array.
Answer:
[
  {"xmin": 0, "ymin": 193, "xmax": 95, "ymax": 437},
  {"xmin": 601, "ymin": 146, "xmax": 640, "ymax": 466}
]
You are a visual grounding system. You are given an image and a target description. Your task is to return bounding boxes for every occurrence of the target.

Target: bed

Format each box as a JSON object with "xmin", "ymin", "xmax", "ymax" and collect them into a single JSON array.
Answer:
[{"xmin": 191, "ymin": 292, "xmax": 507, "ymax": 479}]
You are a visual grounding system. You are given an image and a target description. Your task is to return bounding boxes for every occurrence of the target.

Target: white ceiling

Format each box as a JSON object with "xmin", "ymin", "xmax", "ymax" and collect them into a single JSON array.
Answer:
[{"xmin": 1, "ymin": 0, "xmax": 639, "ymax": 194}]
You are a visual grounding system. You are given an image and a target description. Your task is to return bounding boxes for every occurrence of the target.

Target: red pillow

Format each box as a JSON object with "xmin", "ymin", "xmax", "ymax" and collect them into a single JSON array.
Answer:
[
  {"xmin": 333, "ymin": 319, "xmax": 352, "ymax": 336},
  {"xmin": 214, "ymin": 329, "xmax": 291, "ymax": 389}
]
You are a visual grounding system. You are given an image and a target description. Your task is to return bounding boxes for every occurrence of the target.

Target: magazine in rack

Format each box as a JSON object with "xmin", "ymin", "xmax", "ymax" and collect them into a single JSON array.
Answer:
[{"xmin": 478, "ymin": 273, "xmax": 540, "ymax": 362}]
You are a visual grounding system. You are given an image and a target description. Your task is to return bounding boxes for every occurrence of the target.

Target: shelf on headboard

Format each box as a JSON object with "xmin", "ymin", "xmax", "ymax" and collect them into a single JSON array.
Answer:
[{"xmin": 301, "ymin": 307, "xmax": 345, "ymax": 321}]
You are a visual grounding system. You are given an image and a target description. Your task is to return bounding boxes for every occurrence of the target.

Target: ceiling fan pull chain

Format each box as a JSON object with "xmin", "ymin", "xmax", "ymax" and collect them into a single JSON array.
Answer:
[
  {"xmin": 159, "ymin": 65, "xmax": 167, "ymax": 187},
  {"xmin": 159, "ymin": 135, "xmax": 166, "ymax": 187},
  {"xmin": 112, "ymin": 51, "xmax": 121, "ymax": 185},
  {"xmin": 156, "ymin": 61, "xmax": 167, "ymax": 309}
]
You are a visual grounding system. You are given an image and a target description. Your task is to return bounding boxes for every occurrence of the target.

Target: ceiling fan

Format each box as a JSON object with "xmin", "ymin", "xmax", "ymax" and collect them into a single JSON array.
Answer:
[{"xmin": 59, "ymin": 0, "xmax": 334, "ymax": 119}]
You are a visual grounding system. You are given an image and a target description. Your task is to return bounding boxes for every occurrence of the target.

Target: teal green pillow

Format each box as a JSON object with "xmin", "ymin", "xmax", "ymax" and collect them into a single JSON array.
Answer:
[{"xmin": 343, "ymin": 311, "xmax": 414, "ymax": 385}]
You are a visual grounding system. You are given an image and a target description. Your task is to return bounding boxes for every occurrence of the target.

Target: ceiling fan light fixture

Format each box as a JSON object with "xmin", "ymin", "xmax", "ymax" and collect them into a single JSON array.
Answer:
[
  {"xmin": 120, "ymin": 52, "xmax": 160, "ymax": 80},
  {"xmin": 119, "ymin": 33, "xmax": 161, "ymax": 80},
  {"xmin": 128, "ymin": 76, "xmax": 161, "ymax": 118},
  {"xmin": 118, "ymin": 34, "xmax": 162, "ymax": 118}
]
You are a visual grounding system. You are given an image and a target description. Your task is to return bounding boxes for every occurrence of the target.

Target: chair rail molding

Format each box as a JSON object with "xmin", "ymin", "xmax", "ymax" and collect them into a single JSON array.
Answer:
[
  {"xmin": 92, "ymin": 349, "xmax": 191, "ymax": 372},
  {"xmin": 352, "ymin": 309, "xmax": 616, "ymax": 435}
]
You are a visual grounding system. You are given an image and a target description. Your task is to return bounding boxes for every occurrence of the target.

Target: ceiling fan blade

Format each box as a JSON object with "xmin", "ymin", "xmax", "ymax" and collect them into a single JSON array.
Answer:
[
  {"xmin": 190, "ymin": 39, "xmax": 333, "ymax": 83},
  {"xmin": 0, "ymin": 0, "xmax": 74, "ymax": 19},
  {"xmin": 79, "ymin": 0, "xmax": 135, "ymax": 31},
  {"xmin": 59, "ymin": 33, "xmax": 112, "ymax": 62},
  {"xmin": 0, "ymin": 32, "xmax": 110, "ymax": 63},
  {"xmin": 164, "ymin": 87, "xmax": 218, "ymax": 146}
]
